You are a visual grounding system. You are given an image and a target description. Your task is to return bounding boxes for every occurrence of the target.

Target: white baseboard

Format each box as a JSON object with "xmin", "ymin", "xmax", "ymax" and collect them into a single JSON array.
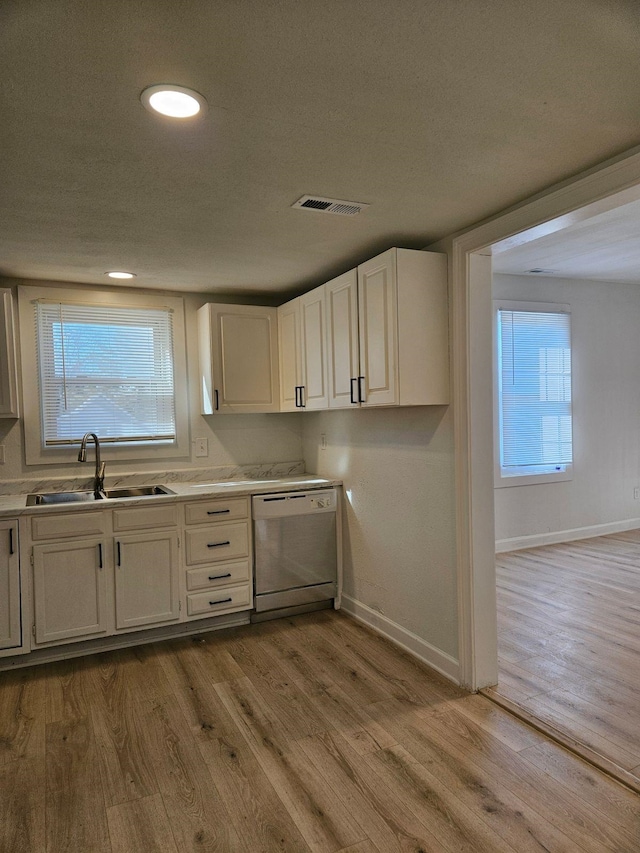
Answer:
[
  {"xmin": 340, "ymin": 594, "xmax": 460, "ymax": 685},
  {"xmin": 495, "ymin": 517, "xmax": 640, "ymax": 553}
]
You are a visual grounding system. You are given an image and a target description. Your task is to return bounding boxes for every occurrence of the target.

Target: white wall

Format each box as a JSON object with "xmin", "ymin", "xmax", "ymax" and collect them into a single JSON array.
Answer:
[
  {"xmin": 0, "ymin": 278, "xmax": 303, "ymax": 485},
  {"xmin": 302, "ymin": 406, "xmax": 458, "ymax": 660},
  {"xmin": 494, "ymin": 273, "xmax": 640, "ymax": 544}
]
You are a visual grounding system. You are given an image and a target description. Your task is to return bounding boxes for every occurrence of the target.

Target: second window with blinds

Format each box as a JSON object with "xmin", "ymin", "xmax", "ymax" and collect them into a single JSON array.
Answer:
[
  {"xmin": 494, "ymin": 301, "xmax": 573, "ymax": 487},
  {"xmin": 18, "ymin": 286, "xmax": 189, "ymax": 465}
]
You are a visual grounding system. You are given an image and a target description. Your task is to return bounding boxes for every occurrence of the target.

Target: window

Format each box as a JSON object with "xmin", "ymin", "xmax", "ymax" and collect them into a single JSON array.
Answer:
[
  {"xmin": 18, "ymin": 286, "xmax": 189, "ymax": 465},
  {"xmin": 495, "ymin": 301, "xmax": 572, "ymax": 485},
  {"xmin": 36, "ymin": 301, "xmax": 176, "ymax": 447}
]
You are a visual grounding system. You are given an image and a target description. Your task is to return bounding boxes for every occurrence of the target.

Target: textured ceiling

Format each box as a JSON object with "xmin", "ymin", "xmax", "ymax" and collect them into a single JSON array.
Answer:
[
  {"xmin": 494, "ymin": 195, "xmax": 640, "ymax": 283},
  {"xmin": 2, "ymin": 0, "xmax": 640, "ymax": 296}
]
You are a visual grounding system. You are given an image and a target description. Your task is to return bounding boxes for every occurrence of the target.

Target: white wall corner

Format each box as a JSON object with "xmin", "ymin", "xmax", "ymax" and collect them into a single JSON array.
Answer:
[{"xmin": 340, "ymin": 594, "xmax": 460, "ymax": 685}]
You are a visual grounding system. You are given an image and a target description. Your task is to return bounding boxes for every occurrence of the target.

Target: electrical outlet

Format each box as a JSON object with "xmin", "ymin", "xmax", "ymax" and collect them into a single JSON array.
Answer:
[
  {"xmin": 320, "ymin": 433, "xmax": 327, "ymax": 449},
  {"xmin": 194, "ymin": 437, "xmax": 208, "ymax": 458},
  {"xmin": 634, "ymin": 487, "xmax": 640, "ymax": 500},
  {"xmin": 0, "ymin": 445, "xmax": 5, "ymax": 464}
]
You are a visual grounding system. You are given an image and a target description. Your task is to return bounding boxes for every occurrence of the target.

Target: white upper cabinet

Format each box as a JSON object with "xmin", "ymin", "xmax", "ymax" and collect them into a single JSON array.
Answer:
[
  {"xmin": 326, "ymin": 270, "xmax": 360, "ymax": 409},
  {"xmin": 0, "ymin": 289, "xmax": 19, "ymax": 418},
  {"xmin": 357, "ymin": 251, "xmax": 399, "ymax": 407},
  {"xmin": 277, "ymin": 297, "xmax": 302, "ymax": 411},
  {"xmin": 327, "ymin": 248, "xmax": 449, "ymax": 409},
  {"xmin": 198, "ymin": 303, "xmax": 280, "ymax": 414},
  {"xmin": 278, "ymin": 285, "xmax": 329, "ymax": 411}
]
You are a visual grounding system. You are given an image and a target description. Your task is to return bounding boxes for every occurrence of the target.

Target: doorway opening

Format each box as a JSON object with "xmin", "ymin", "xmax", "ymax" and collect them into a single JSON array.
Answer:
[{"xmin": 454, "ymin": 159, "xmax": 640, "ymax": 791}]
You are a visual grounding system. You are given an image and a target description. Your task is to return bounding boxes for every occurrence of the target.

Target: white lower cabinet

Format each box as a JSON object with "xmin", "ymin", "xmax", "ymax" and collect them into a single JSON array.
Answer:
[
  {"xmin": 0, "ymin": 519, "xmax": 21, "ymax": 652},
  {"xmin": 23, "ymin": 496, "xmax": 254, "ymax": 656},
  {"xmin": 114, "ymin": 530, "xmax": 179, "ymax": 630},
  {"xmin": 182, "ymin": 496, "xmax": 253, "ymax": 621},
  {"xmin": 33, "ymin": 537, "xmax": 108, "ymax": 644}
]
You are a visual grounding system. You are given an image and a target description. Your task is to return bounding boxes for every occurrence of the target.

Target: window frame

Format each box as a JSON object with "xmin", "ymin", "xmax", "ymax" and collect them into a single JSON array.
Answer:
[
  {"xmin": 18, "ymin": 285, "xmax": 190, "ymax": 466},
  {"xmin": 493, "ymin": 299, "xmax": 573, "ymax": 488}
]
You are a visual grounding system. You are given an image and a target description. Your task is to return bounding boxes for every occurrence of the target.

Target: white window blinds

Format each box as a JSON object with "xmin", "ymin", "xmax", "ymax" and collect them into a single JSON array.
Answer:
[
  {"xmin": 36, "ymin": 301, "xmax": 177, "ymax": 446},
  {"xmin": 497, "ymin": 307, "xmax": 572, "ymax": 477}
]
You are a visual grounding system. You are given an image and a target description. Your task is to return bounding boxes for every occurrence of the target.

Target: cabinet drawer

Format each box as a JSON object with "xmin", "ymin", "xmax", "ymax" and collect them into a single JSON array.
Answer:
[
  {"xmin": 186, "ymin": 583, "xmax": 251, "ymax": 617},
  {"xmin": 31, "ymin": 510, "xmax": 105, "ymax": 541},
  {"xmin": 185, "ymin": 522, "xmax": 249, "ymax": 565},
  {"xmin": 186, "ymin": 559, "xmax": 251, "ymax": 592},
  {"xmin": 184, "ymin": 497, "xmax": 248, "ymax": 525},
  {"xmin": 112, "ymin": 504, "xmax": 177, "ymax": 532}
]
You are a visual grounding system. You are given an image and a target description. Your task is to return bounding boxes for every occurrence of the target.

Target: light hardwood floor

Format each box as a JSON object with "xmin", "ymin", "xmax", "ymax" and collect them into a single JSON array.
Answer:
[
  {"xmin": 493, "ymin": 530, "xmax": 640, "ymax": 788},
  {"xmin": 2, "ymin": 609, "xmax": 640, "ymax": 852}
]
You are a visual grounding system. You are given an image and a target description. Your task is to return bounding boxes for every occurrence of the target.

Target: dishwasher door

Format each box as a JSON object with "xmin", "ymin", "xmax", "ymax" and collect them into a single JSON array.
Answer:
[{"xmin": 252, "ymin": 490, "xmax": 337, "ymax": 613}]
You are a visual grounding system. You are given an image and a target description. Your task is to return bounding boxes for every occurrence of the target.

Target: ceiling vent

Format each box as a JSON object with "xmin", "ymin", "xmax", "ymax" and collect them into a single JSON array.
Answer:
[{"xmin": 292, "ymin": 195, "xmax": 369, "ymax": 216}]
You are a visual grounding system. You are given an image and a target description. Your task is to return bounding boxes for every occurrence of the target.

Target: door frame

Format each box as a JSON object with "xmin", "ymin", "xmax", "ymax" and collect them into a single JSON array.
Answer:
[{"xmin": 446, "ymin": 144, "xmax": 640, "ymax": 690}]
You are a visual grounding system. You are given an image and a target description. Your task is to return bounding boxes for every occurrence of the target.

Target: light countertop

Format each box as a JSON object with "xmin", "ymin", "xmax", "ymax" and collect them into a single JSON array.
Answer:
[{"xmin": 0, "ymin": 475, "xmax": 341, "ymax": 519}]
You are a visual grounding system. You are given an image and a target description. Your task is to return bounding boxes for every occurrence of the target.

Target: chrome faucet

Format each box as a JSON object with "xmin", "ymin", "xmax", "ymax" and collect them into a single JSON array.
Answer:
[{"xmin": 78, "ymin": 433, "xmax": 106, "ymax": 496}]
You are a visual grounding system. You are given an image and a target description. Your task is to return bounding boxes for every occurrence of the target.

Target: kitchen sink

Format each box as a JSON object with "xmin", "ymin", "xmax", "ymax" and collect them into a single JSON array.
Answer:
[
  {"xmin": 26, "ymin": 484, "xmax": 174, "ymax": 506},
  {"xmin": 102, "ymin": 485, "xmax": 174, "ymax": 499},
  {"xmin": 26, "ymin": 490, "xmax": 103, "ymax": 506}
]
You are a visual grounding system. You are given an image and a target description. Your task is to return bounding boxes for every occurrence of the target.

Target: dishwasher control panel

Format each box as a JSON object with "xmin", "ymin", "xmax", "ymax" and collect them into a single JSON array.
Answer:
[{"xmin": 252, "ymin": 489, "xmax": 337, "ymax": 518}]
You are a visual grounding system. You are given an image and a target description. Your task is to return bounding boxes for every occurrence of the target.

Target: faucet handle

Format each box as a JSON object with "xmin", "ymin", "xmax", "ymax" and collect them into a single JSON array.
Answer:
[{"xmin": 97, "ymin": 461, "xmax": 106, "ymax": 491}]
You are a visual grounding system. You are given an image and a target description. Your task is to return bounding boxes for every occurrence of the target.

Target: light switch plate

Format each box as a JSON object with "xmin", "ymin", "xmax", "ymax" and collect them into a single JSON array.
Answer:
[{"xmin": 194, "ymin": 437, "xmax": 208, "ymax": 458}]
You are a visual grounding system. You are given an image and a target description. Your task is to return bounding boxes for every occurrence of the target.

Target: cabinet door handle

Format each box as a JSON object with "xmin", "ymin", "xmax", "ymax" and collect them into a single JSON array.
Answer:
[
  {"xmin": 358, "ymin": 376, "xmax": 365, "ymax": 403},
  {"xmin": 350, "ymin": 377, "xmax": 358, "ymax": 404},
  {"xmin": 117, "ymin": 541, "xmax": 121, "ymax": 566},
  {"xmin": 214, "ymin": 389, "xmax": 219, "ymax": 411},
  {"xmin": 8, "ymin": 527, "xmax": 14, "ymax": 555},
  {"xmin": 208, "ymin": 572, "xmax": 232, "ymax": 581},
  {"xmin": 300, "ymin": 385, "xmax": 306, "ymax": 408},
  {"xmin": 209, "ymin": 597, "xmax": 232, "ymax": 606},
  {"xmin": 98, "ymin": 543, "xmax": 103, "ymax": 569},
  {"xmin": 294, "ymin": 385, "xmax": 301, "ymax": 408},
  {"xmin": 207, "ymin": 540, "xmax": 230, "ymax": 548},
  {"xmin": 207, "ymin": 509, "xmax": 230, "ymax": 515}
]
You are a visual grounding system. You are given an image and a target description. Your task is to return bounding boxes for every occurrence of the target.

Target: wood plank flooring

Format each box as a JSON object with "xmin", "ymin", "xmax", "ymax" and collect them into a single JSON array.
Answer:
[
  {"xmin": 494, "ymin": 530, "xmax": 640, "ymax": 788},
  {"xmin": 2, "ymin": 610, "xmax": 640, "ymax": 852}
]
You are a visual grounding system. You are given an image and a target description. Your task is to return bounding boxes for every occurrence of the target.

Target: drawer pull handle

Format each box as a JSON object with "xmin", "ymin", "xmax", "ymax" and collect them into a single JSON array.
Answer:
[
  {"xmin": 207, "ymin": 509, "xmax": 230, "ymax": 515},
  {"xmin": 98, "ymin": 543, "xmax": 103, "ymax": 569},
  {"xmin": 8, "ymin": 527, "xmax": 14, "ymax": 555},
  {"xmin": 208, "ymin": 572, "xmax": 232, "ymax": 580},
  {"xmin": 207, "ymin": 540, "xmax": 230, "ymax": 548},
  {"xmin": 209, "ymin": 597, "xmax": 232, "ymax": 606}
]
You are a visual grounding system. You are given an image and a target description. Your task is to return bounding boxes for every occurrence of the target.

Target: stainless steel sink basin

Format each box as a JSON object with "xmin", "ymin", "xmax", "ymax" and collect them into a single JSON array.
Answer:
[
  {"xmin": 26, "ymin": 490, "xmax": 103, "ymax": 506},
  {"xmin": 26, "ymin": 484, "xmax": 174, "ymax": 506},
  {"xmin": 102, "ymin": 485, "xmax": 174, "ymax": 499}
]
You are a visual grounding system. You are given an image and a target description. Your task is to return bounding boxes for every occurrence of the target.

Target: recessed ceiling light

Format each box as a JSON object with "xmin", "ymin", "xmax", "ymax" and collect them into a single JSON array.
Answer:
[
  {"xmin": 140, "ymin": 84, "xmax": 207, "ymax": 118},
  {"xmin": 106, "ymin": 271, "xmax": 136, "ymax": 280}
]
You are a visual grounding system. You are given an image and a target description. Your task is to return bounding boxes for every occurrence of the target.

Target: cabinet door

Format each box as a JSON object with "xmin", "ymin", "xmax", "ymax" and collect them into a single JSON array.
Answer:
[
  {"xmin": 114, "ymin": 531, "xmax": 179, "ymax": 630},
  {"xmin": 0, "ymin": 290, "xmax": 19, "ymax": 418},
  {"xmin": 299, "ymin": 286, "xmax": 329, "ymax": 410},
  {"xmin": 358, "ymin": 249, "xmax": 398, "ymax": 407},
  {"xmin": 198, "ymin": 304, "xmax": 280, "ymax": 414},
  {"xmin": 33, "ymin": 538, "xmax": 108, "ymax": 644},
  {"xmin": 0, "ymin": 520, "xmax": 21, "ymax": 651},
  {"xmin": 277, "ymin": 298, "xmax": 302, "ymax": 412},
  {"xmin": 326, "ymin": 270, "xmax": 360, "ymax": 409}
]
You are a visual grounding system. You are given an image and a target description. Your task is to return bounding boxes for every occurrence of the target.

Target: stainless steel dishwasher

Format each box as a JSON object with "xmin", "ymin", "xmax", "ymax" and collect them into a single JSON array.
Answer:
[{"xmin": 251, "ymin": 489, "xmax": 338, "ymax": 621}]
